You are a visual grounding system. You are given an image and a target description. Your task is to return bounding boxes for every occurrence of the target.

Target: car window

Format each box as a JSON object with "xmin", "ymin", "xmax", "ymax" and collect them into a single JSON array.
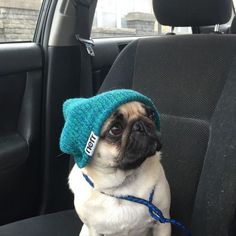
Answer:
[
  {"xmin": 0, "ymin": 0, "xmax": 43, "ymax": 43},
  {"xmin": 91, "ymin": 0, "xmax": 191, "ymax": 38}
]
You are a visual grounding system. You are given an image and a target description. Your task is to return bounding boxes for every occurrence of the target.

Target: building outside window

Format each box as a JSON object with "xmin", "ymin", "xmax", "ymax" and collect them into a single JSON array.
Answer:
[
  {"xmin": 2, "ymin": 0, "xmax": 235, "ymax": 42},
  {"xmin": 92, "ymin": 0, "xmax": 192, "ymax": 38},
  {"xmin": 0, "ymin": 0, "xmax": 42, "ymax": 42}
]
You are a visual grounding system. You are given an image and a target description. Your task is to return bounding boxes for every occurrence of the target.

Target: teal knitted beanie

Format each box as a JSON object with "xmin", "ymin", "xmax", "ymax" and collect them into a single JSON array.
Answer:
[{"xmin": 60, "ymin": 89, "xmax": 160, "ymax": 168}]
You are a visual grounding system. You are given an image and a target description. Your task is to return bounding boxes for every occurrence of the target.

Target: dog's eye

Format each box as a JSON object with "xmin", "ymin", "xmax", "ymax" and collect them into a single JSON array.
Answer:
[
  {"xmin": 109, "ymin": 123, "xmax": 123, "ymax": 136},
  {"xmin": 148, "ymin": 110, "xmax": 155, "ymax": 120}
]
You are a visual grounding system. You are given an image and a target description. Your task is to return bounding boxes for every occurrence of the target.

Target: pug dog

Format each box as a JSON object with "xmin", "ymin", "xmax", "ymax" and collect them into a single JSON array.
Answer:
[{"xmin": 69, "ymin": 101, "xmax": 171, "ymax": 236}]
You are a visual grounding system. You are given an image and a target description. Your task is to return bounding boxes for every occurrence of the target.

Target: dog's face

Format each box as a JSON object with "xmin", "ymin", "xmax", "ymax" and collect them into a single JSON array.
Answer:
[{"xmin": 90, "ymin": 101, "xmax": 161, "ymax": 171}]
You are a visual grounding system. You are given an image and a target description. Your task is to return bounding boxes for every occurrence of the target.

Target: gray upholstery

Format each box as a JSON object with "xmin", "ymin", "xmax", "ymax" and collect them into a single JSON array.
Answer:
[
  {"xmin": 100, "ymin": 35, "xmax": 236, "ymax": 236},
  {"xmin": 230, "ymin": 16, "xmax": 236, "ymax": 34},
  {"xmin": 152, "ymin": 0, "xmax": 232, "ymax": 26},
  {"xmin": 191, "ymin": 56, "xmax": 236, "ymax": 235},
  {"xmin": 0, "ymin": 210, "xmax": 82, "ymax": 236}
]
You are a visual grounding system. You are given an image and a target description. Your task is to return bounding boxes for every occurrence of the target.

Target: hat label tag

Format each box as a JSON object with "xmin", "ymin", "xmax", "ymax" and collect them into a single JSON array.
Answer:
[{"xmin": 85, "ymin": 132, "xmax": 99, "ymax": 156}]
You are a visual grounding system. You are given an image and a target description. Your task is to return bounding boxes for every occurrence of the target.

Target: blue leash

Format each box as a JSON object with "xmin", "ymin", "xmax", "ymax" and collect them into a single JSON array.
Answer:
[{"xmin": 83, "ymin": 173, "xmax": 191, "ymax": 236}]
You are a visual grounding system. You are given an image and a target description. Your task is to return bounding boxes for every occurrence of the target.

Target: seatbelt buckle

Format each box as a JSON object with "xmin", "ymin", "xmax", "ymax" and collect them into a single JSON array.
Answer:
[{"xmin": 75, "ymin": 35, "xmax": 95, "ymax": 57}]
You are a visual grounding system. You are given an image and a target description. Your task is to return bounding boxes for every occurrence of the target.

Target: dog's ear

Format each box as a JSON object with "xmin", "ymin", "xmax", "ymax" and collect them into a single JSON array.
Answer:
[{"xmin": 155, "ymin": 131, "xmax": 162, "ymax": 151}]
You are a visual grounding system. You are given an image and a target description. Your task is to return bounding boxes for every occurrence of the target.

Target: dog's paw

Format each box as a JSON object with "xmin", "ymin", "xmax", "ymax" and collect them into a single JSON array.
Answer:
[{"xmin": 152, "ymin": 223, "xmax": 171, "ymax": 236}]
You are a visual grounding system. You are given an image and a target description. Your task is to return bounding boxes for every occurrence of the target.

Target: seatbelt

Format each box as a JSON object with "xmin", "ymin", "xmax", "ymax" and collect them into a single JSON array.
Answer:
[
  {"xmin": 75, "ymin": 0, "xmax": 97, "ymax": 98},
  {"xmin": 69, "ymin": 0, "xmax": 97, "ymax": 171}
]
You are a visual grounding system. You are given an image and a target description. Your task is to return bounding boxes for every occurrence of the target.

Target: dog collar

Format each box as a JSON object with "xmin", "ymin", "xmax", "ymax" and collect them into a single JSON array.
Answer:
[{"xmin": 82, "ymin": 173, "xmax": 191, "ymax": 236}]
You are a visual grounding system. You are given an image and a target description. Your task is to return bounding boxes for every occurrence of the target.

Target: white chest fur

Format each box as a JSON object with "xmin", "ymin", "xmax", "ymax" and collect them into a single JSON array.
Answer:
[{"xmin": 69, "ymin": 155, "xmax": 171, "ymax": 236}]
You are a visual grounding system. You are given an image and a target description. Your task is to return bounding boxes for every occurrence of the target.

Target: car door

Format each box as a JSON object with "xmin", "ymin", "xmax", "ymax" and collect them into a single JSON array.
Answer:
[{"xmin": 0, "ymin": 0, "xmax": 45, "ymax": 225}]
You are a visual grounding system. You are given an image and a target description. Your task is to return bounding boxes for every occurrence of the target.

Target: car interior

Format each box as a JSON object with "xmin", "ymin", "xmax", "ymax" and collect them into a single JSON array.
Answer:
[{"xmin": 0, "ymin": 0, "xmax": 235, "ymax": 235}]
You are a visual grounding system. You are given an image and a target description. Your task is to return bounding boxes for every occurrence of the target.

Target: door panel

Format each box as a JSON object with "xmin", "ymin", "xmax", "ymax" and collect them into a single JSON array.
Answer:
[
  {"xmin": 92, "ymin": 38, "xmax": 136, "ymax": 93},
  {"xmin": 0, "ymin": 43, "xmax": 43, "ymax": 225}
]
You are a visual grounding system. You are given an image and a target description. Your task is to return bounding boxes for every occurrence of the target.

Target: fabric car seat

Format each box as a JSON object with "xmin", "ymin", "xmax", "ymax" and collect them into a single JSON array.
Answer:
[
  {"xmin": 99, "ymin": 1, "xmax": 236, "ymax": 235},
  {"xmin": 230, "ymin": 16, "xmax": 236, "ymax": 34}
]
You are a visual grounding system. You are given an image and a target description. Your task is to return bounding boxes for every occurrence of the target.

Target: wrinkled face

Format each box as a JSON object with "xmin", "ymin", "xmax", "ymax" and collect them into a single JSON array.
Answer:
[{"xmin": 91, "ymin": 102, "xmax": 162, "ymax": 170}]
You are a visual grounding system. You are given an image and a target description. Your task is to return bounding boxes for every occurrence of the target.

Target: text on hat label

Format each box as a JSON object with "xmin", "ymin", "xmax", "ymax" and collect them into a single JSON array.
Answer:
[{"xmin": 85, "ymin": 132, "xmax": 99, "ymax": 156}]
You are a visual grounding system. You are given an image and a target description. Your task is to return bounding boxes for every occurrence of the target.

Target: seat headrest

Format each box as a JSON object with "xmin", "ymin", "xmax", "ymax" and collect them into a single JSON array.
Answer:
[{"xmin": 153, "ymin": 0, "xmax": 232, "ymax": 27}]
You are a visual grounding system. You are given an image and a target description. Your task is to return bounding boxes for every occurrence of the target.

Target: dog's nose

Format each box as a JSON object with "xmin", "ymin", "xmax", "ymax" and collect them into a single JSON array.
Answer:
[{"xmin": 132, "ymin": 120, "xmax": 146, "ymax": 133}]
